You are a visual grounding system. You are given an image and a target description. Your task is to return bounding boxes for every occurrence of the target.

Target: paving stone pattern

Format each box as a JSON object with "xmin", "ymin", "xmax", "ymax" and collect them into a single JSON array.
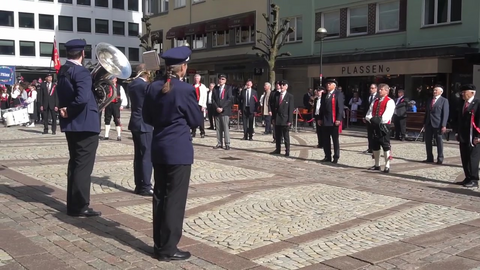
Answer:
[{"xmin": 1, "ymin": 111, "xmax": 480, "ymax": 270}]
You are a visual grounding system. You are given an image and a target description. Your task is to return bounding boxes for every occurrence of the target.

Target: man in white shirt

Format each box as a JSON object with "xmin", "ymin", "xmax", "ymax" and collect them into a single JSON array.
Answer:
[
  {"xmin": 102, "ymin": 77, "xmax": 127, "ymax": 141},
  {"xmin": 191, "ymin": 74, "xmax": 208, "ymax": 138},
  {"xmin": 365, "ymin": 83, "xmax": 395, "ymax": 173}
]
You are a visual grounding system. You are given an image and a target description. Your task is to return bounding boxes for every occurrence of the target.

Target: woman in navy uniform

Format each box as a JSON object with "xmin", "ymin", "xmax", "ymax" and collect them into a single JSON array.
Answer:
[
  {"xmin": 56, "ymin": 39, "xmax": 101, "ymax": 217},
  {"xmin": 143, "ymin": 46, "xmax": 203, "ymax": 261}
]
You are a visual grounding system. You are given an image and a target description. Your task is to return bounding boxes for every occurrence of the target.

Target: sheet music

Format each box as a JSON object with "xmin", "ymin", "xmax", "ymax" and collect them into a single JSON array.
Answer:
[{"xmin": 143, "ymin": 50, "xmax": 160, "ymax": 71}]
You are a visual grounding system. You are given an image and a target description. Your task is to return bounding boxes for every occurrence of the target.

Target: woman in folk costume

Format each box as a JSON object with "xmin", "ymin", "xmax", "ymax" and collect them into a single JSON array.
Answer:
[
  {"xmin": 24, "ymin": 83, "xmax": 38, "ymax": 127},
  {"xmin": 1, "ymin": 85, "xmax": 9, "ymax": 110},
  {"xmin": 11, "ymin": 83, "xmax": 22, "ymax": 107},
  {"xmin": 349, "ymin": 92, "xmax": 362, "ymax": 123}
]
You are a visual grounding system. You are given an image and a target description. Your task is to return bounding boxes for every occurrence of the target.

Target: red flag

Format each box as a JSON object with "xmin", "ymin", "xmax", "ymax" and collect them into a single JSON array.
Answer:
[{"xmin": 51, "ymin": 37, "xmax": 61, "ymax": 73}]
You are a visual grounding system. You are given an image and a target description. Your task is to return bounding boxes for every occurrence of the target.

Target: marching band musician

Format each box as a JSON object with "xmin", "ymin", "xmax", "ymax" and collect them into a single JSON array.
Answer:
[
  {"xmin": 0, "ymin": 85, "xmax": 9, "ymax": 109},
  {"xmin": 128, "ymin": 64, "xmax": 153, "ymax": 196},
  {"xmin": 103, "ymin": 77, "xmax": 127, "ymax": 141},
  {"xmin": 57, "ymin": 39, "xmax": 101, "ymax": 217},
  {"xmin": 143, "ymin": 46, "xmax": 203, "ymax": 261},
  {"xmin": 365, "ymin": 83, "xmax": 395, "ymax": 173},
  {"xmin": 191, "ymin": 73, "xmax": 208, "ymax": 138},
  {"xmin": 456, "ymin": 84, "xmax": 480, "ymax": 188},
  {"xmin": 24, "ymin": 83, "xmax": 38, "ymax": 127}
]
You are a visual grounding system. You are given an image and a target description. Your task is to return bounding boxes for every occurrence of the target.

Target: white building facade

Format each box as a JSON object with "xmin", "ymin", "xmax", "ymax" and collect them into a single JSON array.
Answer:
[{"xmin": 0, "ymin": 0, "xmax": 143, "ymax": 81}]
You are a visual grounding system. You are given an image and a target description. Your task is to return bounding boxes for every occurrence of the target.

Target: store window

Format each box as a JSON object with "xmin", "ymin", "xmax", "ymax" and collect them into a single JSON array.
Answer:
[
  {"xmin": 377, "ymin": 1, "xmax": 400, "ymax": 32},
  {"xmin": 212, "ymin": 30, "xmax": 229, "ymax": 47},
  {"xmin": 424, "ymin": 0, "xmax": 462, "ymax": 26},
  {"xmin": 235, "ymin": 25, "xmax": 255, "ymax": 44}
]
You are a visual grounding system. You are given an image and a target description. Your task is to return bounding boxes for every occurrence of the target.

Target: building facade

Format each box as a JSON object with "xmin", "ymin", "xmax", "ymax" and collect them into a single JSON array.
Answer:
[
  {"xmin": 274, "ymin": 0, "xmax": 478, "ymax": 108},
  {"xmin": 0, "ymin": 0, "xmax": 143, "ymax": 82},
  {"xmin": 144, "ymin": 0, "xmax": 270, "ymax": 87}
]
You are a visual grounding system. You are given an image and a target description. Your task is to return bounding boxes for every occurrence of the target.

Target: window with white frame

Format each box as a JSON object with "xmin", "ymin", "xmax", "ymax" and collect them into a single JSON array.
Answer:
[
  {"xmin": 348, "ymin": 6, "xmax": 368, "ymax": 35},
  {"xmin": 377, "ymin": 1, "xmax": 400, "ymax": 32},
  {"xmin": 284, "ymin": 17, "xmax": 302, "ymax": 43},
  {"xmin": 175, "ymin": 0, "xmax": 185, "ymax": 8},
  {"xmin": 173, "ymin": 38, "xmax": 187, "ymax": 47},
  {"xmin": 321, "ymin": 11, "xmax": 340, "ymax": 38},
  {"xmin": 235, "ymin": 25, "xmax": 255, "ymax": 44},
  {"xmin": 212, "ymin": 30, "xmax": 229, "ymax": 47},
  {"xmin": 191, "ymin": 34, "xmax": 207, "ymax": 49},
  {"xmin": 145, "ymin": 0, "xmax": 169, "ymax": 14},
  {"xmin": 424, "ymin": 0, "xmax": 462, "ymax": 26}
]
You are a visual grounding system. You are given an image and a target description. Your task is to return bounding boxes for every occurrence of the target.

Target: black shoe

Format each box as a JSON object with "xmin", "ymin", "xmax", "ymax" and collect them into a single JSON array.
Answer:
[
  {"xmin": 363, "ymin": 149, "xmax": 372, "ymax": 154},
  {"xmin": 42, "ymin": 131, "xmax": 48, "ymax": 134},
  {"xmin": 455, "ymin": 179, "xmax": 470, "ymax": 185},
  {"xmin": 321, "ymin": 157, "xmax": 331, "ymax": 162},
  {"xmin": 52, "ymin": 132, "xmax": 56, "ymax": 135},
  {"xmin": 135, "ymin": 189, "xmax": 153, "ymax": 196},
  {"xmin": 317, "ymin": 144, "xmax": 323, "ymax": 148},
  {"xmin": 271, "ymin": 140, "xmax": 276, "ymax": 143},
  {"xmin": 117, "ymin": 136, "xmax": 121, "ymax": 141},
  {"xmin": 368, "ymin": 166, "xmax": 381, "ymax": 171},
  {"xmin": 249, "ymin": 138, "xmax": 253, "ymax": 141},
  {"xmin": 423, "ymin": 159, "xmax": 434, "ymax": 163},
  {"xmin": 225, "ymin": 145, "xmax": 231, "ymax": 150},
  {"xmin": 242, "ymin": 136, "xmax": 247, "ymax": 140},
  {"xmin": 463, "ymin": 181, "xmax": 479, "ymax": 188},
  {"xmin": 103, "ymin": 137, "xmax": 109, "ymax": 140},
  {"xmin": 285, "ymin": 152, "xmax": 290, "ymax": 157},
  {"xmin": 383, "ymin": 167, "xmax": 390, "ymax": 173},
  {"xmin": 213, "ymin": 144, "xmax": 223, "ymax": 149},
  {"xmin": 67, "ymin": 208, "xmax": 102, "ymax": 217},
  {"xmin": 200, "ymin": 134, "xmax": 205, "ymax": 138},
  {"xmin": 156, "ymin": 250, "xmax": 191, "ymax": 261},
  {"xmin": 331, "ymin": 159, "xmax": 338, "ymax": 164},
  {"xmin": 436, "ymin": 159, "xmax": 443, "ymax": 165},
  {"xmin": 208, "ymin": 127, "xmax": 214, "ymax": 130},
  {"xmin": 270, "ymin": 150, "xmax": 280, "ymax": 155}
]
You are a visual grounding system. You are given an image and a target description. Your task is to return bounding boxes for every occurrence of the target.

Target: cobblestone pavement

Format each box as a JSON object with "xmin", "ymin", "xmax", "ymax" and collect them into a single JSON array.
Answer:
[{"xmin": 1, "ymin": 111, "xmax": 480, "ymax": 270}]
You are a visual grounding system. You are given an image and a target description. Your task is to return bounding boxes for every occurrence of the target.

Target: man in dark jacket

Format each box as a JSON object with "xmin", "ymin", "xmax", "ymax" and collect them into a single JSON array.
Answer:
[{"xmin": 212, "ymin": 74, "xmax": 233, "ymax": 150}]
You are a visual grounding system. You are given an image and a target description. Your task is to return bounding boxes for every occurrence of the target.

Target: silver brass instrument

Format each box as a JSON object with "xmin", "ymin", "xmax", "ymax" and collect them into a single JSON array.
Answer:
[{"xmin": 91, "ymin": 42, "xmax": 132, "ymax": 110}]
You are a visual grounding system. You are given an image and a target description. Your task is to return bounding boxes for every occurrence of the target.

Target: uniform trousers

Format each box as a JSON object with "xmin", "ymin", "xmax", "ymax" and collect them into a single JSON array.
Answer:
[
  {"xmin": 459, "ymin": 143, "xmax": 480, "ymax": 181},
  {"xmin": 65, "ymin": 132, "xmax": 99, "ymax": 213},
  {"xmin": 153, "ymin": 164, "xmax": 191, "ymax": 256},
  {"xmin": 131, "ymin": 131, "xmax": 153, "ymax": 191},
  {"xmin": 42, "ymin": 106, "xmax": 57, "ymax": 132},
  {"xmin": 104, "ymin": 102, "xmax": 121, "ymax": 126},
  {"xmin": 215, "ymin": 115, "xmax": 230, "ymax": 146},
  {"xmin": 393, "ymin": 115, "xmax": 406, "ymax": 139},
  {"xmin": 242, "ymin": 108, "xmax": 254, "ymax": 138},
  {"xmin": 322, "ymin": 126, "xmax": 340, "ymax": 160},
  {"xmin": 264, "ymin": 115, "xmax": 271, "ymax": 134},
  {"xmin": 275, "ymin": 125, "xmax": 290, "ymax": 153},
  {"xmin": 191, "ymin": 105, "xmax": 205, "ymax": 135}
]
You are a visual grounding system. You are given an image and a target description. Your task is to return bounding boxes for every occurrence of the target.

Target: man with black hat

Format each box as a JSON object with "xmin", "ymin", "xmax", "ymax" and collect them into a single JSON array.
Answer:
[
  {"xmin": 456, "ymin": 84, "xmax": 480, "ymax": 188},
  {"xmin": 319, "ymin": 79, "xmax": 344, "ymax": 163},
  {"xmin": 39, "ymin": 73, "xmax": 58, "ymax": 134},
  {"xmin": 57, "ymin": 39, "xmax": 101, "ymax": 217},
  {"xmin": 269, "ymin": 80, "xmax": 294, "ymax": 156},
  {"xmin": 212, "ymin": 74, "xmax": 233, "ymax": 150}
]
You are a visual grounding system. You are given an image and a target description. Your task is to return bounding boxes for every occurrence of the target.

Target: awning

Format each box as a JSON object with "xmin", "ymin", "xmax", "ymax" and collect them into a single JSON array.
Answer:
[
  {"xmin": 184, "ymin": 22, "xmax": 206, "ymax": 36},
  {"xmin": 205, "ymin": 18, "xmax": 229, "ymax": 32},
  {"xmin": 228, "ymin": 13, "xmax": 255, "ymax": 28},
  {"xmin": 166, "ymin": 26, "xmax": 185, "ymax": 39}
]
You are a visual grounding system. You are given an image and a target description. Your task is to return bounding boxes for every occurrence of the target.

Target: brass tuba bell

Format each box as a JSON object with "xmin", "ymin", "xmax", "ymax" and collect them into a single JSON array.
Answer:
[{"xmin": 91, "ymin": 42, "xmax": 132, "ymax": 111}]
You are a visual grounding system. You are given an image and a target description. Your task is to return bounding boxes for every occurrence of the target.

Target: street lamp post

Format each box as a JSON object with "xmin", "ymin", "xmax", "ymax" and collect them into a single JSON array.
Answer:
[{"xmin": 316, "ymin": 28, "xmax": 328, "ymax": 87}]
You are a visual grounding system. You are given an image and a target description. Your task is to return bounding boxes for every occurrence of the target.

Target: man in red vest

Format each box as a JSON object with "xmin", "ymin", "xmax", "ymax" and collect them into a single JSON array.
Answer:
[{"xmin": 365, "ymin": 83, "xmax": 395, "ymax": 173}]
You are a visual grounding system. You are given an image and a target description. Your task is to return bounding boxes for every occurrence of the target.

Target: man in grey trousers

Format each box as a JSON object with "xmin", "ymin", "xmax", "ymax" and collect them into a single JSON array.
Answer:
[
  {"xmin": 423, "ymin": 85, "xmax": 449, "ymax": 164},
  {"xmin": 212, "ymin": 74, "xmax": 233, "ymax": 150}
]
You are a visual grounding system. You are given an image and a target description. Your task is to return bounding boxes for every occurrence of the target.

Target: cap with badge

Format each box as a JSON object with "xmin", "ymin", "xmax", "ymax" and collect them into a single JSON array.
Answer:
[
  {"xmin": 218, "ymin": 74, "xmax": 227, "ymax": 79},
  {"xmin": 325, "ymin": 78, "xmax": 338, "ymax": 85},
  {"xmin": 280, "ymin": 80, "xmax": 289, "ymax": 85},
  {"xmin": 46, "ymin": 73, "xmax": 53, "ymax": 77},
  {"xmin": 460, "ymin": 84, "xmax": 476, "ymax": 91},
  {"xmin": 160, "ymin": 46, "xmax": 192, "ymax": 66},
  {"xmin": 65, "ymin": 39, "xmax": 86, "ymax": 52}
]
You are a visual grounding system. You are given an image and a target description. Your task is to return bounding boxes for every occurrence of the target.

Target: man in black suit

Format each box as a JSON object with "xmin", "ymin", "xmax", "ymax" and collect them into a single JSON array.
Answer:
[
  {"xmin": 313, "ymin": 87, "xmax": 325, "ymax": 148},
  {"xmin": 269, "ymin": 81, "xmax": 282, "ymax": 143},
  {"xmin": 319, "ymin": 79, "xmax": 344, "ymax": 163},
  {"xmin": 212, "ymin": 74, "xmax": 233, "ymax": 150},
  {"xmin": 393, "ymin": 89, "xmax": 408, "ymax": 140},
  {"xmin": 424, "ymin": 85, "xmax": 449, "ymax": 164},
  {"xmin": 40, "ymin": 73, "xmax": 58, "ymax": 134},
  {"xmin": 239, "ymin": 79, "xmax": 258, "ymax": 140},
  {"xmin": 364, "ymin": 84, "xmax": 378, "ymax": 153},
  {"xmin": 456, "ymin": 84, "xmax": 480, "ymax": 188},
  {"xmin": 269, "ymin": 80, "xmax": 294, "ymax": 156},
  {"xmin": 128, "ymin": 64, "xmax": 153, "ymax": 196}
]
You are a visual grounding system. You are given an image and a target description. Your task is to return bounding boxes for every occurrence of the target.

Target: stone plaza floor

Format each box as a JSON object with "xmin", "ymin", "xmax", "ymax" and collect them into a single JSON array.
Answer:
[{"xmin": 1, "ymin": 110, "xmax": 480, "ymax": 270}]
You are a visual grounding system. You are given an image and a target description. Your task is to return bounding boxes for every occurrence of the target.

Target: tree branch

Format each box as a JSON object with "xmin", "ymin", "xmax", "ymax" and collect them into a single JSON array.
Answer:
[
  {"xmin": 252, "ymin": 45, "xmax": 269, "ymax": 56},
  {"xmin": 256, "ymin": 30, "xmax": 270, "ymax": 40},
  {"xmin": 258, "ymin": 39, "xmax": 270, "ymax": 49},
  {"xmin": 275, "ymin": 52, "xmax": 291, "ymax": 60}
]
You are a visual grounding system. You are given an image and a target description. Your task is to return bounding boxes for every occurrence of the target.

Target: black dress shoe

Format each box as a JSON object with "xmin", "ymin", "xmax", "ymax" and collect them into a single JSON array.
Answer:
[
  {"xmin": 67, "ymin": 208, "xmax": 102, "ymax": 217},
  {"xmin": 136, "ymin": 189, "xmax": 153, "ymax": 196},
  {"xmin": 455, "ymin": 179, "xmax": 470, "ymax": 185},
  {"xmin": 42, "ymin": 131, "xmax": 48, "ymax": 134},
  {"xmin": 436, "ymin": 159, "xmax": 443, "ymax": 165},
  {"xmin": 225, "ymin": 145, "xmax": 231, "ymax": 150},
  {"xmin": 52, "ymin": 132, "xmax": 56, "ymax": 135},
  {"xmin": 331, "ymin": 159, "xmax": 338, "ymax": 164},
  {"xmin": 463, "ymin": 181, "xmax": 479, "ymax": 188},
  {"xmin": 321, "ymin": 157, "xmax": 331, "ymax": 162},
  {"xmin": 249, "ymin": 138, "xmax": 253, "ymax": 141},
  {"xmin": 242, "ymin": 137, "xmax": 247, "ymax": 140},
  {"xmin": 192, "ymin": 133, "xmax": 196, "ymax": 138},
  {"xmin": 157, "ymin": 250, "xmax": 191, "ymax": 261},
  {"xmin": 213, "ymin": 144, "xmax": 223, "ymax": 149},
  {"xmin": 285, "ymin": 152, "xmax": 290, "ymax": 157},
  {"xmin": 368, "ymin": 166, "xmax": 381, "ymax": 171},
  {"xmin": 270, "ymin": 150, "xmax": 280, "ymax": 155},
  {"xmin": 200, "ymin": 134, "xmax": 205, "ymax": 138},
  {"xmin": 103, "ymin": 137, "xmax": 109, "ymax": 140},
  {"xmin": 383, "ymin": 167, "xmax": 390, "ymax": 173},
  {"xmin": 423, "ymin": 159, "xmax": 434, "ymax": 163}
]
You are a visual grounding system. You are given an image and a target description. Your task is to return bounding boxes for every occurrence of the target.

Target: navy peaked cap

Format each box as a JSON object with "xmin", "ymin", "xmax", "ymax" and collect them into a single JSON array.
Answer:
[
  {"xmin": 161, "ymin": 46, "xmax": 192, "ymax": 66},
  {"xmin": 65, "ymin": 39, "xmax": 86, "ymax": 52}
]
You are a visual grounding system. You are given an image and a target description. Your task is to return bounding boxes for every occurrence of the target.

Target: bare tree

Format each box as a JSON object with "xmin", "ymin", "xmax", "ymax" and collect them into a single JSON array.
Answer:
[
  {"xmin": 137, "ymin": 16, "xmax": 162, "ymax": 81},
  {"xmin": 252, "ymin": 3, "xmax": 294, "ymax": 86}
]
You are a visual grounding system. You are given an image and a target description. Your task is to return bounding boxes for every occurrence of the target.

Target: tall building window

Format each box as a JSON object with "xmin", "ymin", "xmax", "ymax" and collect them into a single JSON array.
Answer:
[
  {"xmin": 95, "ymin": 0, "xmax": 108, "ymax": 7},
  {"xmin": 145, "ymin": 0, "xmax": 169, "ymax": 14},
  {"xmin": 129, "ymin": 47, "xmax": 139, "ymax": 61},
  {"xmin": 84, "ymin": 45, "xmax": 92, "ymax": 59},
  {"xmin": 77, "ymin": 17, "xmax": 91, "ymax": 32},
  {"xmin": 424, "ymin": 0, "xmax": 462, "ymax": 26},
  {"xmin": 212, "ymin": 30, "xmax": 229, "ymax": 47},
  {"xmin": 20, "ymin": 41, "xmax": 36, "ymax": 56},
  {"xmin": 0, "ymin": 40, "xmax": 15, "ymax": 55},
  {"xmin": 113, "ymin": 0, "xmax": 124, "ymax": 9},
  {"xmin": 128, "ymin": 0, "xmax": 139, "ymax": 11},
  {"xmin": 19, "ymin": 13, "xmax": 35, "ymax": 28},
  {"xmin": 377, "ymin": 1, "xmax": 400, "ymax": 32},
  {"xmin": 40, "ymin": 42, "xmax": 53, "ymax": 57},
  {"xmin": 59, "ymin": 43, "xmax": 67, "ymax": 57},
  {"xmin": 116, "ymin": 46, "xmax": 126, "ymax": 54},
  {"xmin": 58, "ymin": 0, "xmax": 72, "ymax": 3},
  {"xmin": 191, "ymin": 34, "xmax": 207, "ymax": 49},
  {"xmin": 95, "ymin": 19, "xmax": 109, "ymax": 34},
  {"xmin": 39, "ymin": 0, "xmax": 53, "ymax": 2},
  {"xmin": 39, "ymin": 14, "xmax": 54, "ymax": 30},
  {"xmin": 0, "ymin": 11, "xmax": 14, "ymax": 27},
  {"xmin": 321, "ymin": 11, "xmax": 340, "ymax": 38},
  {"xmin": 77, "ymin": 0, "xmax": 91, "ymax": 5},
  {"xmin": 128, "ymin": 22, "xmax": 139, "ymax": 36},
  {"xmin": 175, "ymin": 0, "xmax": 185, "ymax": 8},
  {"xmin": 235, "ymin": 25, "xmax": 255, "ymax": 44},
  {"xmin": 348, "ymin": 6, "xmax": 368, "ymax": 35},
  {"xmin": 284, "ymin": 17, "xmax": 302, "ymax": 43},
  {"xmin": 113, "ymin": 21, "xmax": 125, "ymax": 35},
  {"xmin": 59, "ymin": 16, "xmax": 73, "ymax": 31}
]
